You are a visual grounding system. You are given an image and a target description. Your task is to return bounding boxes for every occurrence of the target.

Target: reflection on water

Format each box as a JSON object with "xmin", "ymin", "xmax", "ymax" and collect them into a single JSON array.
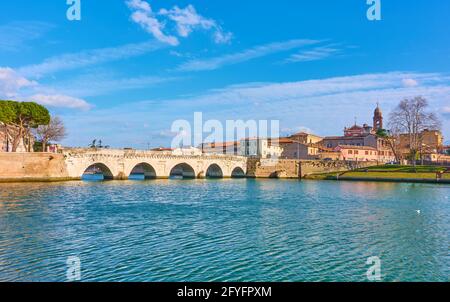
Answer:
[{"xmin": 0, "ymin": 179, "xmax": 448, "ymax": 282}]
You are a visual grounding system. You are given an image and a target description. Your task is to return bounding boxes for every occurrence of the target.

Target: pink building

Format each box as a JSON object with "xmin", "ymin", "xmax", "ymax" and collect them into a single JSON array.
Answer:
[{"xmin": 335, "ymin": 145, "xmax": 395, "ymax": 162}]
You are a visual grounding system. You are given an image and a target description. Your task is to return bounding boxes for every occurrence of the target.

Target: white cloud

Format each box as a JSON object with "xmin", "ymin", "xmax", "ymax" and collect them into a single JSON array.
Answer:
[
  {"xmin": 126, "ymin": 0, "xmax": 151, "ymax": 12},
  {"xmin": 126, "ymin": 1, "xmax": 231, "ymax": 45},
  {"xmin": 402, "ymin": 78, "xmax": 419, "ymax": 87},
  {"xmin": 177, "ymin": 39, "xmax": 321, "ymax": 72},
  {"xmin": 286, "ymin": 46, "xmax": 341, "ymax": 63},
  {"xmin": 18, "ymin": 40, "xmax": 164, "ymax": 77},
  {"xmin": 0, "ymin": 67, "xmax": 37, "ymax": 97},
  {"xmin": 159, "ymin": 5, "xmax": 232, "ymax": 44},
  {"xmin": 29, "ymin": 94, "xmax": 92, "ymax": 111},
  {"xmin": 126, "ymin": 0, "xmax": 179, "ymax": 46},
  {"xmin": 0, "ymin": 67, "xmax": 92, "ymax": 110}
]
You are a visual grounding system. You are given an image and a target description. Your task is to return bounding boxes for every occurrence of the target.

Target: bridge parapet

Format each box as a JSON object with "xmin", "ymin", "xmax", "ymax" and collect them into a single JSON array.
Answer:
[{"xmin": 61, "ymin": 148, "xmax": 247, "ymax": 180}]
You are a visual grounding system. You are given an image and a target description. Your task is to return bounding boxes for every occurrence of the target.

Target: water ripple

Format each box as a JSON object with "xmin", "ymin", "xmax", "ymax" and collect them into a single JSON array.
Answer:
[{"xmin": 0, "ymin": 180, "xmax": 449, "ymax": 281}]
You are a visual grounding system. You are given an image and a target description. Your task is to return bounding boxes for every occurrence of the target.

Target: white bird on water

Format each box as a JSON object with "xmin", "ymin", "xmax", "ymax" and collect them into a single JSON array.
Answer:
[{"xmin": 416, "ymin": 210, "xmax": 421, "ymax": 215}]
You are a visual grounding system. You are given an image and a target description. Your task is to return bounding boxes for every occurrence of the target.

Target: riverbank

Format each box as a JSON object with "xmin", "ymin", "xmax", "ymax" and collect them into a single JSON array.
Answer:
[{"xmin": 305, "ymin": 165, "xmax": 450, "ymax": 184}]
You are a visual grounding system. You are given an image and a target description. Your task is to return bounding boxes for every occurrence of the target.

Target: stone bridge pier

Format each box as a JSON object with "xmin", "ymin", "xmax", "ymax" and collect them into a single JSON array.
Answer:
[{"xmin": 62, "ymin": 149, "xmax": 248, "ymax": 180}]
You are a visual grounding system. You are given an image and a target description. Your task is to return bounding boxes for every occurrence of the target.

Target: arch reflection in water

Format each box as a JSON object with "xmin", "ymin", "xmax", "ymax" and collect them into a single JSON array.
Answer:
[
  {"xmin": 206, "ymin": 164, "xmax": 223, "ymax": 179},
  {"xmin": 82, "ymin": 163, "xmax": 114, "ymax": 181},
  {"xmin": 170, "ymin": 163, "xmax": 196, "ymax": 179},
  {"xmin": 129, "ymin": 163, "xmax": 157, "ymax": 180}
]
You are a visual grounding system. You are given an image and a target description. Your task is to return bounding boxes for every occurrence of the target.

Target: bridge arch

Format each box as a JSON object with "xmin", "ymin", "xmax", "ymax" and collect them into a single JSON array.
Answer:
[
  {"xmin": 231, "ymin": 167, "xmax": 246, "ymax": 178},
  {"xmin": 269, "ymin": 170, "xmax": 287, "ymax": 179},
  {"xmin": 206, "ymin": 164, "xmax": 224, "ymax": 179},
  {"xmin": 82, "ymin": 163, "xmax": 114, "ymax": 180},
  {"xmin": 129, "ymin": 163, "xmax": 157, "ymax": 180},
  {"xmin": 170, "ymin": 163, "xmax": 196, "ymax": 179}
]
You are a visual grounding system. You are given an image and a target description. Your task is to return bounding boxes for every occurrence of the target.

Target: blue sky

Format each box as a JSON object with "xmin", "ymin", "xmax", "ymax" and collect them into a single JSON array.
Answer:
[{"xmin": 1, "ymin": 0, "xmax": 449, "ymax": 148}]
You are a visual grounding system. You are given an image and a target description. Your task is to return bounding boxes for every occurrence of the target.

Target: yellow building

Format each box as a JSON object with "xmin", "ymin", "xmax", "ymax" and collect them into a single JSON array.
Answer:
[
  {"xmin": 398, "ymin": 129, "xmax": 444, "ymax": 156},
  {"xmin": 289, "ymin": 132, "xmax": 323, "ymax": 144}
]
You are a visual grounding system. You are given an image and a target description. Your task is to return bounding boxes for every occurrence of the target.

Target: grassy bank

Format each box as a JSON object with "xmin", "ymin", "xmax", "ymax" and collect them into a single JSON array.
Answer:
[{"xmin": 305, "ymin": 165, "xmax": 450, "ymax": 182}]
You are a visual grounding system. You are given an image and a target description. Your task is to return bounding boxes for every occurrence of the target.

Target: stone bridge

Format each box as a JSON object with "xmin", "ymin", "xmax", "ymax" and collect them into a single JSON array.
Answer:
[{"xmin": 62, "ymin": 148, "xmax": 248, "ymax": 180}]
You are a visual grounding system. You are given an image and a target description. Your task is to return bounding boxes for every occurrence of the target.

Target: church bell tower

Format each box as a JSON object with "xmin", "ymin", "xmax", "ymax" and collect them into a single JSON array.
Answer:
[{"xmin": 373, "ymin": 103, "xmax": 383, "ymax": 132}]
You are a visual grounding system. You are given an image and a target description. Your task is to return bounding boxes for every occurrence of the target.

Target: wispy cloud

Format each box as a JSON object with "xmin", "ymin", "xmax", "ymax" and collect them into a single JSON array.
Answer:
[
  {"xmin": 60, "ymin": 71, "xmax": 450, "ymax": 147},
  {"xmin": 150, "ymin": 72, "xmax": 449, "ymax": 109},
  {"xmin": 285, "ymin": 45, "xmax": 341, "ymax": 63},
  {"xmin": 443, "ymin": 106, "xmax": 450, "ymax": 120},
  {"xmin": 17, "ymin": 40, "xmax": 165, "ymax": 78},
  {"xmin": 176, "ymin": 39, "xmax": 321, "ymax": 72},
  {"xmin": 0, "ymin": 67, "xmax": 37, "ymax": 97},
  {"xmin": 27, "ymin": 94, "xmax": 92, "ymax": 111},
  {"xmin": 0, "ymin": 21, "xmax": 54, "ymax": 52},
  {"xmin": 126, "ymin": 0, "xmax": 231, "ymax": 46},
  {"xmin": 402, "ymin": 78, "xmax": 419, "ymax": 87},
  {"xmin": 46, "ymin": 73, "xmax": 183, "ymax": 97},
  {"xmin": 0, "ymin": 67, "xmax": 92, "ymax": 110}
]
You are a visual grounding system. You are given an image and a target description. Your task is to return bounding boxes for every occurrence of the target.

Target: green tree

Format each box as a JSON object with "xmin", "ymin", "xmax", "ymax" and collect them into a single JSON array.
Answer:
[
  {"xmin": 0, "ymin": 101, "xmax": 17, "ymax": 151},
  {"xmin": 0, "ymin": 100, "xmax": 50, "ymax": 152}
]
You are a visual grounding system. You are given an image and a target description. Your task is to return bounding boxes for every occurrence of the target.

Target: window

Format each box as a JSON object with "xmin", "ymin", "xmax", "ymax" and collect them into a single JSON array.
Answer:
[
  {"xmin": 365, "ymin": 151, "xmax": 369, "ymax": 155},
  {"xmin": 355, "ymin": 150, "xmax": 359, "ymax": 155},
  {"xmin": 348, "ymin": 150, "xmax": 353, "ymax": 154}
]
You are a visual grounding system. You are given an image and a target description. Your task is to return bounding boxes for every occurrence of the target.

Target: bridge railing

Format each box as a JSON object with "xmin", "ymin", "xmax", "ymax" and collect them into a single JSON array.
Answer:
[{"xmin": 61, "ymin": 148, "xmax": 247, "ymax": 161}]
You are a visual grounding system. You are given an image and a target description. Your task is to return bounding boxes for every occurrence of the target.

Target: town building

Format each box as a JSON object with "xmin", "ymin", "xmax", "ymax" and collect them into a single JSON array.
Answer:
[
  {"xmin": 239, "ymin": 138, "xmax": 283, "ymax": 159},
  {"xmin": 277, "ymin": 138, "xmax": 320, "ymax": 160},
  {"xmin": 398, "ymin": 129, "xmax": 444, "ymax": 156},
  {"xmin": 0, "ymin": 124, "xmax": 34, "ymax": 152},
  {"xmin": 443, "ymin": 145, "xmax": 450, "ymax": 155},
  {"xmin": 288, "ymin": 132, "xmax": 323, "ymax": 144},
  {"xmin": 334, "ymin": 145, "xmax": 395, "ymax": 162},
  {"xmin": 200, "ymin": 141, "xmax": 240, "ymax": 156},
  {"xmin": 423, "ymin": 153, "xmax": 450, "ymax": 164},
  {"xmin": 320, "ymin": 105, "xmax": 394, "ymax": 163}
]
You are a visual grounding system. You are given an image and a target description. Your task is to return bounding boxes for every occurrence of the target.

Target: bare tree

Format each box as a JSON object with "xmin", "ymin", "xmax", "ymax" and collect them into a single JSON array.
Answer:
[
  {"xmin": 388, "ymin": 97, "xmax": 441, "ymax": 167},
  {"xmin": 35, "ymin": 116, "xmax": 67, "ymax": 152},
  {"xmin": 376, "ymin": 128, "xmax": 401, "ymax": 163}
]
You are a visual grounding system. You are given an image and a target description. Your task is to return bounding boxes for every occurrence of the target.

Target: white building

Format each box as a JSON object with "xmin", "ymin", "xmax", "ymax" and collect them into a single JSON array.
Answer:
[
  {"xmin": 172, "ymin": 147, "xmax": 203, "ymax": 156},
  {"xmin": 200, "ymin": 141, "xmax": 240, "ymax": 156},
  {"xmin": 239, "ymin": 138, "xmax": 283, "ymax": 159}
]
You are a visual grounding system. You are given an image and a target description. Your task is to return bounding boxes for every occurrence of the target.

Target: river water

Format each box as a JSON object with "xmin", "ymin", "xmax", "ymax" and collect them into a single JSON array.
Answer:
[{"xmin": 0, "ymin": 179, "xmax": 448, "ymax": 282}]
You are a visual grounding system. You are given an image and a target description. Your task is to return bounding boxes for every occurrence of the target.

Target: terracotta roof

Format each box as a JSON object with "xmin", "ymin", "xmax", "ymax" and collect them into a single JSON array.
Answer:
[
  {"xmin": 291, "ymin": 132, "xmax": 309, "ymax": 136},
  {"xmin": 319, "ymin": 146, "xmax": 335, "ymax": 152},
  {"xmin": 274, "ymin": 138, "xmax": 294, "ymax": 144},
  {"xmin": 347, "ymin": 125, "xmax": 364, "ymax": 130},
  {"xmin": 336, "ymin": 145, "xmax": 378, "ymax": 151},
  {"xmin": 203, "ymin": 141, "xmax": 239, "ymax": 148},
  {"xmin": 324, "ymin": 134, "xmax": 371, "ymax": 140}
]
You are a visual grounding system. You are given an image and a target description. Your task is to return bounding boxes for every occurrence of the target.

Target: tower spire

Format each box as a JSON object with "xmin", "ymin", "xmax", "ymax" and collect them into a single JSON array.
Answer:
[{"xmin": 373, "ymin": 103, "xmax": 383, "ymax": 131}]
